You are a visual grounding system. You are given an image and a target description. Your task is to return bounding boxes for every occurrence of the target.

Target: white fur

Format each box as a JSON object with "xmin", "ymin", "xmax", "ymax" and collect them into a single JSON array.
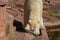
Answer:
[
  {"xmin": 25, "ymin": 24, "xmax": 30, "ymax": 31},
  {"xmin": 25, "ymin": 0, "xmax": 45, "ymax": 35}
]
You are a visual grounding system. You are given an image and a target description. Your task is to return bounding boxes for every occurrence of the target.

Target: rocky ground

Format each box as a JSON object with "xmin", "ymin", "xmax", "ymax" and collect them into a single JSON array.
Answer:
[
  {"xmin": 7, "ymin": 0, "xmax": 60, "ymax": 23},
  {"xmin": 5, "ymin": 0, "xmax": 60, "ymax": 40}
]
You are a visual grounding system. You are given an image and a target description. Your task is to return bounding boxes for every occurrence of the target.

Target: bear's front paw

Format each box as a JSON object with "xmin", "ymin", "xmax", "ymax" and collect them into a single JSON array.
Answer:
[
  {"xmin": 33, "ymin": 30, "xmax": 40, "ymax": 36},
  {"xmin": 25, "ymin": 24, "xmax": 31, "ymax": 32}
]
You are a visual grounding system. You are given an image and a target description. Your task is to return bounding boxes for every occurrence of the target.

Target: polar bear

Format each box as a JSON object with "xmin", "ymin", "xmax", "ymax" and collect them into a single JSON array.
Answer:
[{"xmin": 24, "ymin": 0, "xmax": 45, "ymax": 35}]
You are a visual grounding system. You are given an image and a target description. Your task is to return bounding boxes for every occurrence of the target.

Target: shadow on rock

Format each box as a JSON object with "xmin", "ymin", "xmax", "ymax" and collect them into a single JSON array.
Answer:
[{"xmin": 13, "ymin": 20, "xmax": 26, "ymax": 32}]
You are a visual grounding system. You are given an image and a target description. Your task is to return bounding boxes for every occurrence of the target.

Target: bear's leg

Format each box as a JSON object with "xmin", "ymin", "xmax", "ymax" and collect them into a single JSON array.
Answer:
[
  {"xmin": 31, "ymin": 21, "xmax": 41, "ymax": 35},
  {"xmin": 40, "ymin": 17, "xmax": 46, "ymax": 29},
  {"xmin": 25, "ymin": 24, "xmax": 31, "ymax": 32},
  {"xmin": 32, "ymin": 24, "xmax": 40, "ymax": 35}
]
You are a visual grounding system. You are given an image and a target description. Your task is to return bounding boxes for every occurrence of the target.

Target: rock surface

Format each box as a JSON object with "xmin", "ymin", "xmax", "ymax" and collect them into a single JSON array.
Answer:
[{"xmin": 0, "ymin": 0, "xmax": 60, "ymax": 40}]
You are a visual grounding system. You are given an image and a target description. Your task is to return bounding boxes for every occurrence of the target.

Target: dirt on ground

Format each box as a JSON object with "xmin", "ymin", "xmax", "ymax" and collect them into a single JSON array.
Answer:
[
  {"xmin": 7, "ymin": 0, "xmax": 60, "ymax": 23},
  {"xmin": 2, "ymin": 0, "xmax": 60, "ymax": 40},
  {"xmin": 4, "ymin": 0, "xmax": 60, "ymax": 40}
]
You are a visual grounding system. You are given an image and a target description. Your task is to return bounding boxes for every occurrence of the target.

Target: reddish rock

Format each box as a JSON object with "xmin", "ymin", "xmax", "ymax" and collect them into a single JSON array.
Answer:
[
  {"xmin": 0, "ymin": 7, "xmax": 6, "ymax": 37},
  {"xmin": 0, "ymin": 6, "xmax": 8, "ymax": 40}
]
